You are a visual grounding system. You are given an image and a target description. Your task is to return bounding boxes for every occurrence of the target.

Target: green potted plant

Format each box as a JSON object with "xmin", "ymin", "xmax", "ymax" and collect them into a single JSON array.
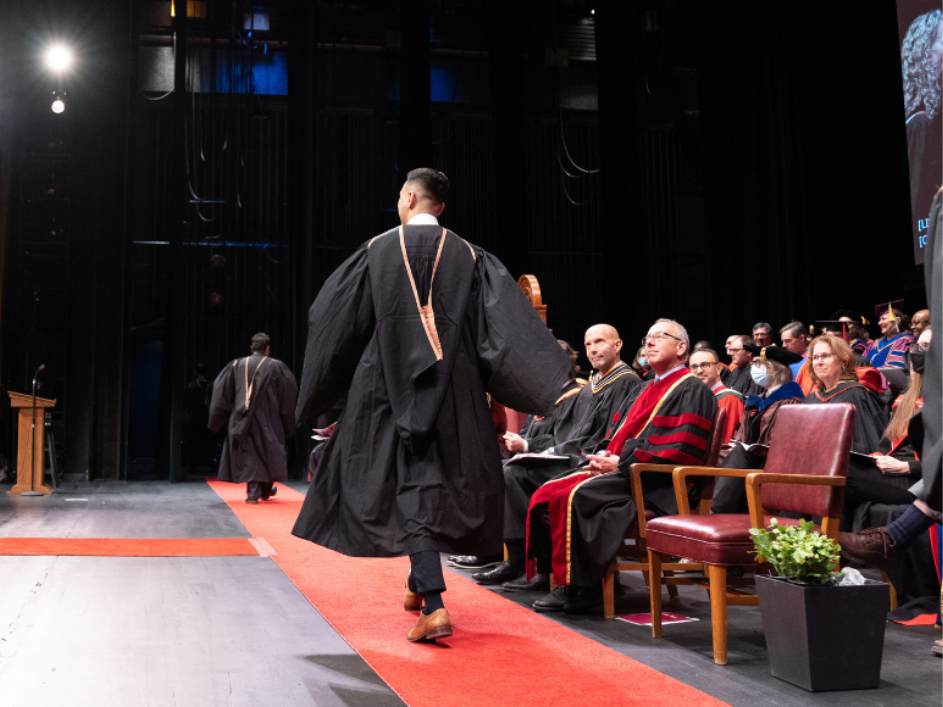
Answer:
[{"xmin": 751, "ymin": 519, "xmax": 889, "ymax": 692}]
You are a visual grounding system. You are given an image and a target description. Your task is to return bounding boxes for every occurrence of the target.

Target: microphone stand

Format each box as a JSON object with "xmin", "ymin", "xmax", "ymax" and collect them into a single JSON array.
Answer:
[{"xmin": 21, "ymin": 364, "xmax": 46, "ymax": 496}]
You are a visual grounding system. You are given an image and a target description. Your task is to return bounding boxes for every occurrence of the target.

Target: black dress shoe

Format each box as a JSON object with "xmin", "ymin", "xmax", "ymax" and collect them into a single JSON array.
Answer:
[
  {"xmin": 563, "ymin": 586, "xmax": 603, "ymax": 613},
  {"xmin": 261, "ymin": 487, "xmax": 278, "ymax": 501},
  {"xmin": 501, "ymin": 573, "xmax": 550, "ymax": 592},
  {"xmin": 449, "ymin": 553, "xmax": 503, "ymax": 569},
  {"xmin": 245, "ymin": 498, "xmax": 259, "ymax": 504},
  {"xmin": 472, "ymin": 562, "xmax": 524, "ymax": 585},
  {"xmin": 446, "ymin": 555, "xmax": 474, "ymax": 566},
  {"xmin": 532, "ymin": 585, "xmax": 569, "ymax": 612}
]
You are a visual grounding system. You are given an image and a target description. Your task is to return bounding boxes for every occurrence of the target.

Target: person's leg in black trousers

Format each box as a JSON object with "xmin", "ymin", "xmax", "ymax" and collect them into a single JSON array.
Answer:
[{"xmin": 406, "ymin": 550, "xmax": 452, "ymax": 641}]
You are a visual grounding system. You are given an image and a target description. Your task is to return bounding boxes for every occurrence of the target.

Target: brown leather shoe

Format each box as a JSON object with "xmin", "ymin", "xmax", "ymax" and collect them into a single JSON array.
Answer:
[
  {"xmin": 407, "ymin": 608, "xmax": 452, "ymax": 642},
  {"xmin": 404, "ymin": 577, "xmax": 422, "ymax": 611},
  {"xmin": 839, "ymin": 527, "xmax": 902, "ymax": 572}
]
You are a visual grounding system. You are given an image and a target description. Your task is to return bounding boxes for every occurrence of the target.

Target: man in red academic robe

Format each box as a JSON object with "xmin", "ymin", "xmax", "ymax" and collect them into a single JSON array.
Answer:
[
  {"xmin": 689, "ymin": 348, "xmax": 743, "ymax": 443},
  {"xmin": 525, "ymin": 318, "xmax": 717, "ymax": 613}
]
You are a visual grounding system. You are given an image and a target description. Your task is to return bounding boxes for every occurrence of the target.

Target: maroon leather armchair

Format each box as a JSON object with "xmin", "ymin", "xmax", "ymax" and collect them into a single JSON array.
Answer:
[{"xmin": 644, "ymin": 403, "xmax": 855, "ymax": 664}]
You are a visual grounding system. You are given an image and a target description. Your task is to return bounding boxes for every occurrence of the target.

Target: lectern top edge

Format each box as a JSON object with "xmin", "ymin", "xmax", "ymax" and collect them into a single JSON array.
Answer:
[{"xmin": 8, "ymin": 391, "xmax": 56, "ymax": 408}]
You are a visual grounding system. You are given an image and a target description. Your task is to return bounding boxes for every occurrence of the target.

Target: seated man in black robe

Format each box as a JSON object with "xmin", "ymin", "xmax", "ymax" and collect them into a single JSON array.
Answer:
[
  {"xmin": 209, "ymin": 333, "xmax": 298, "ymax": 503},
  {"xmin": 472, "ymin": 326, "xmax": 643, "ymax": 589},
  {"xmin": 526, "ymin": 318, "xmax": 717, "ymax": 613},
  {"xmin": 725, "ymin": 334, "xmax": 765, "ymax": 397},
  {"xmin": 291, "ymin": 168, "xmax": 570, "ymax": 643}
]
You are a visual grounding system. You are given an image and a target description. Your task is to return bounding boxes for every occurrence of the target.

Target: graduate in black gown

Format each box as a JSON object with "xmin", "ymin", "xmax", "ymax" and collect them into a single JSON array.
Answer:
[
  {"xmin": 291, "ymin": 168, "xmax": 570, "ymax": 643},
  {"xmin": 209, "ymin": 333, "xmax": 298, "ymax": 503}
]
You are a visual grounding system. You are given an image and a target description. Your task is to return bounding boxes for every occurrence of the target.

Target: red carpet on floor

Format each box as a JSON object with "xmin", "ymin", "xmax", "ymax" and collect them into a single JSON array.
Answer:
[
  {"xmin": 0, "ymin": 537, "xmax": 261, "ymax": 557},
  {"xmin": 207, "ymin": 478, "xmax": 730, "ymax": 707},
  {"xmin": 890, "ymin": 614, "xmax": 939, "ymax": 626}
]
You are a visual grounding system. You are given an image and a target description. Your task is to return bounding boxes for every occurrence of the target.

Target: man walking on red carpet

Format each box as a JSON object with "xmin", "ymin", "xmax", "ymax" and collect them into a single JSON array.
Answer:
[
  {"xmin": 291, "ymin": 168, "xmax": 569, "ymax": 642},
  {"xmin": 209, "ymin": 333, "xmax": 298, "ymax": 504}
]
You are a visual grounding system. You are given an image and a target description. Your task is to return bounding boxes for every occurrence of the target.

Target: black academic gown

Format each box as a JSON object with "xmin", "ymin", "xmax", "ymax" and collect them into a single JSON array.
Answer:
[
  {"xmin": 725, "ymin": 364, "xmax": 765, "ymax": 398},
  {"xmin": 802, "ymin": 381, "xmax": 888, "ymax": 454},
  {"xmin": 291, "ymin": 225, "xmax": 570, "ymax": 558},
  {"xmin": 209, "ymin": 355, "xmax": 298, "ymax": 484},
  {"xmin": 501, "ymin": 380, "xmax": 584, "ymax": 542},
  {"xmin": 921, "ymin": 189, "xmax": 942, "ymax": 512},
  {"xmin": 552, "ymin": 362, "xmax": 644, "ymax": 466},
  {"xmin": 516, "ymin": 379, "xmax": 582, "ymax": 454}
]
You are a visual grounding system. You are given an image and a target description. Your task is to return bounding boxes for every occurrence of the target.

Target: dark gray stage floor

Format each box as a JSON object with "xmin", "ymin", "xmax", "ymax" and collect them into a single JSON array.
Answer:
[
  {"xmin": 1, "ymin": 480, "xmax": 940, "ymax": 707},
  {"xmin": 0, "ymin": 481, "xmax": 405, "ymax": 707},
  {"xmin": 446, "ymin": 559, "xmax": 943, "ymax": 707}
]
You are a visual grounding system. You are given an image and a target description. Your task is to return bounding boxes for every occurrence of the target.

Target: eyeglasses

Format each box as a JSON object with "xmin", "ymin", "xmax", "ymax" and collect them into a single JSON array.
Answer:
[
  {"xmin": 726, "ymin": 348, "xmax": 743, "ymax": 354},
  {"xmin": 811, "ymin": 353, "xmax": 834, "ymax": 362},
  {"xmin": 689, "ymin": 362, "xmax": 717, "ymax": 371},
  {"xmin": 642, "ymin": 331, "xmax": 683, "ymax": 345}
]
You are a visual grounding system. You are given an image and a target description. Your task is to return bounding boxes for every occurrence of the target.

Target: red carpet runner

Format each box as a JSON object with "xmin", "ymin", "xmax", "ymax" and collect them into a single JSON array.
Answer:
[
  {"xmin": 208, "ymin": 479, "xmax": 730, "ymax": 707},
  {"xmin": 0, "ymin": 537, "xmax": 262, "ymax": 557}
]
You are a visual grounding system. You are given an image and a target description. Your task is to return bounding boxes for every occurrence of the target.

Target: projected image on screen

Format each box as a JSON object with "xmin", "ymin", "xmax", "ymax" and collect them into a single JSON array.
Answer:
[{"xmin": 898, "ymin": 2, "xmax": 942, "ymax": 265}]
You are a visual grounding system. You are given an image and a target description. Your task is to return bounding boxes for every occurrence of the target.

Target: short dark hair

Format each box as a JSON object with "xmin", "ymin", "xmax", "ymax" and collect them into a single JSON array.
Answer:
[
  {"xmin": 753, "ymin": 322, "xmax": 772, "ymax": 334},
  {"xmin": 251, "ymin": 332, "xmax": 271, "ymax": 353},
  {"xmin": 733, "ymin": 334, "xmax": 754, "ymax": 348},
  {"xmin": 558, "ymin": 339, "xmax": 580, "ymax": 379},
  {"xmin": 406, "ymin": 168, "xmax": 449, "ymax": 204},
  {"xmin": 692, "ymin": 348, "xmax": 720, "ymax": 363}
]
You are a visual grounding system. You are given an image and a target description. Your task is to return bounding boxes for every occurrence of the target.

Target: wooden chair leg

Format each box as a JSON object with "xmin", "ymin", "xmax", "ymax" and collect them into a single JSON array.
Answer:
[
  {"xmin": 603, "ymin": 561, "xmax": 616, "ymax": 619},
  {"xmin": 882, "ymin": 571, "xmax": 898, "ymax": 611},
  {"xmin": 549, "ymin": 572, "xmax": 555, "ymax": 590},
  {"xmin": 649, "ymin": 550, "xmax": 663, "ymax": 638},
  {"xmin": 641, "ymin": 569, "xmax": 650, "ymax": 587},
  {"xmin": 707, "ymin": 564, "xmax": 728, "ymax": 665},
  {"xmin": 664, "ymin": 570, "xmax": 679, "ymax": 599}
]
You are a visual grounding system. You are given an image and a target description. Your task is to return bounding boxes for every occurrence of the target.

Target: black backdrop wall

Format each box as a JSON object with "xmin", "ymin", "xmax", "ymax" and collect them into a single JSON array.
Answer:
[{"xmin": 0, "ymin": 0, "xmax": 922, "ymax": 481}]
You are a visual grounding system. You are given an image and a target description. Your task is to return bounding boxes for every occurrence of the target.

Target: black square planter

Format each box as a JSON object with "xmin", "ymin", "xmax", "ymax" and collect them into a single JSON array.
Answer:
[{"xmin": 755, "ymin": 574, "xmax": 889, "ymax": 691}]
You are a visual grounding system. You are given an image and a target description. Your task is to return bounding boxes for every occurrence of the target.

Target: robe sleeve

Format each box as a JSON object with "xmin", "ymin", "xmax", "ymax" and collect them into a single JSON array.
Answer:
[
  {"xmin": 296, "ymin": 247, "xmax": 376, "ymax": 426},
  {"xmin": 850, "ymin": 388, "xmax": 890, "ymax": 454},
  {"xmin": 474, "ymin": 252, "xmax": 570, "ymax": 416},
  {"xmin": 208, "ymin": 361, "xmax": 237, "ymax": 433},
  {"xmin": 276, "ymin": 361, "xmax": 299, "ymax": 438}
]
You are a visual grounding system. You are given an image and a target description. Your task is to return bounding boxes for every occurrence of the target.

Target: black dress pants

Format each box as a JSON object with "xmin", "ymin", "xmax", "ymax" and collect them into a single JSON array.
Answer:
[
  {"xmin": 409, "ymin": 551, "xmax": 446, "ymax": 595},
  {"xmin": 247, "ymin": 481, "xmax": 274, "ymax": 501}
]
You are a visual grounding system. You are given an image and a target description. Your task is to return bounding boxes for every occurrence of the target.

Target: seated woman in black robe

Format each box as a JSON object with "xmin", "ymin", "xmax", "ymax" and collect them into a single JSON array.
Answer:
[
  {"xmin": 711, "ymin": 344, "xmax": 804, "ymax": 513},
  {"xmin": 802, "ymin": 335, "xmax": 891, "ymax": 524},
  {"xmin": 803, "ymin": 335, "xmax": 890, "ymax": 448}
]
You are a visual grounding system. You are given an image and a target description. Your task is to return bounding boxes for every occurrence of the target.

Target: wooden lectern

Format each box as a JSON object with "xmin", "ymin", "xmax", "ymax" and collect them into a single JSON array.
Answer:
[{"xmin": 8, "ymin": 392, "xmax": 56, "ymax": 495}]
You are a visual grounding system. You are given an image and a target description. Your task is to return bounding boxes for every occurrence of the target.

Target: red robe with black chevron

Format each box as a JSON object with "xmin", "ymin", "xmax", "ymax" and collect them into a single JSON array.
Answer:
[{"xmin": 525, "ymin": 368, "xmax": 717, "ymax": 586}]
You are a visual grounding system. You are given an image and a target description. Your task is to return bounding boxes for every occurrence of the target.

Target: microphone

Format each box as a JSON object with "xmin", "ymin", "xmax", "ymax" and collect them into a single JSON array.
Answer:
[{"xmin": 32, "ymin": 364, "xmax": 46, "ymax": 388}]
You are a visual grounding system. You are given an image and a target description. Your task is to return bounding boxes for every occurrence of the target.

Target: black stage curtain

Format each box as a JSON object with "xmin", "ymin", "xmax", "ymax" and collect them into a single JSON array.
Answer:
[{"xmin": 693, "ymin": 1, "xmax": 918, "ymax": 340}]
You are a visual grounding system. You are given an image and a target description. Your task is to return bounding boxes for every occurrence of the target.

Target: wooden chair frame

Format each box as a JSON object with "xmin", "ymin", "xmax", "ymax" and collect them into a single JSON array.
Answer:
[
  {"xmin": 601, "ymin": 464, "xmax": 696, "ymax": 619},
  {"xmin": 648, "ymin": 465, "xmax": 846, "ymax": 664}
]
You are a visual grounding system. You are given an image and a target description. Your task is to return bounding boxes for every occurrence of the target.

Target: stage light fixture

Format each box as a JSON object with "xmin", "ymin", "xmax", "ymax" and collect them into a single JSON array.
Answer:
[
  {"xmin": 45, "ymin": 45, "xmax": 74, "ymax": 73},
  {"xmin": 51, "ymin": 97, "xmax": 65, "ymax": 114}
]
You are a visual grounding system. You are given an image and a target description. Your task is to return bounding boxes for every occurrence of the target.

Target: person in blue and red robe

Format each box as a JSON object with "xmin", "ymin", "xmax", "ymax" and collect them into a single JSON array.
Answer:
[
  {"xmin": 864, "ymin": 303, "xmax": 914, "ymax": 369},
  {"xmin": 525, "ymin": 318, "xmax": 716, "ymax": 613}
]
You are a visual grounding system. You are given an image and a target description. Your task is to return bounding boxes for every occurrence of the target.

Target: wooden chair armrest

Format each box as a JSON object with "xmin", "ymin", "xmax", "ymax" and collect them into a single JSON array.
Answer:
[
  {"xmin": 670, "ymin": 466, "xmax": 752, "ymax": 514},
  {"xmin": 628, "ymin": 463, "xmax": 679, "ymax": 537},
  {"xmin": 745, "ymin": 473, "xmax": 846, "ymax": 531}
]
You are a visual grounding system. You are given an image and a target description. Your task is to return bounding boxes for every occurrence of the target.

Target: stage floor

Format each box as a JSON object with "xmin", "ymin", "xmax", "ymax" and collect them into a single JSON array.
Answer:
[{"xmin": 0, "ymin": 480, "xmax": 939, "ymax": 707}]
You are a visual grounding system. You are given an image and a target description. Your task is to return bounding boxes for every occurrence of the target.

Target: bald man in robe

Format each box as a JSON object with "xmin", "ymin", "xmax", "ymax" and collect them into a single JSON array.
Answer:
[{"xmin": 476, "ymin": 324, "xmax": 644, "ymax": 589}]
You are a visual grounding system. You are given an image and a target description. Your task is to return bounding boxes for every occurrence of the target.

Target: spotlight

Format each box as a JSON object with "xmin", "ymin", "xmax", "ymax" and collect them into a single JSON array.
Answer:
[
  {"xmin": 45, "ymin": 45, "xmax": 74, "ymax": 73},
  {"xmin": 51, "ymin": 97, "xmax": 65, "ymax": 114}
]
